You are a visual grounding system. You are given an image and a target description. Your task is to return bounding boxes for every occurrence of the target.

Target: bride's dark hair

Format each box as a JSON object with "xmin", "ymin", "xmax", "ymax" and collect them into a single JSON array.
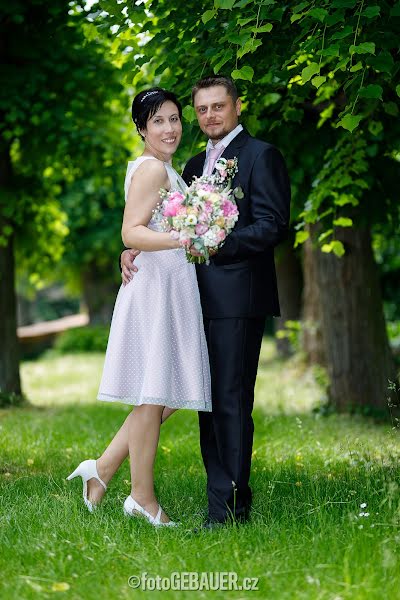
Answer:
[{"xmin": 131, "ymin": 88, "xmax": 182, "ymax": 139}]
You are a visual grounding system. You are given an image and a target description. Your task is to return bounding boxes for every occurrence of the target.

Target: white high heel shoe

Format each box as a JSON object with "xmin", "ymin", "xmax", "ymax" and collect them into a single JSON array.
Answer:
[
  {"xmin": 66, "ymin": 459, "xmax": 107, "ymax": 513},
  {"xmin": 123, "ymin": 495, "xmax": 178, "ymax": 527}
]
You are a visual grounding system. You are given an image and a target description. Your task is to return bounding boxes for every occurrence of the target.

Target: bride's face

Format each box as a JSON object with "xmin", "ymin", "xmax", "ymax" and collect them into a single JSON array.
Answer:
[{"xmin": 142, "ymin": 101, "xmax": 182, "ymax": 161}]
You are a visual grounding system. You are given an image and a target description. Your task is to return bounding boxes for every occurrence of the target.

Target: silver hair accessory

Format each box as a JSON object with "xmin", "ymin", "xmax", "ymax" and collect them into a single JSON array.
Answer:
[{"xmin": 141, "ymin": 90, "xmax": 159, "ymax": 103}]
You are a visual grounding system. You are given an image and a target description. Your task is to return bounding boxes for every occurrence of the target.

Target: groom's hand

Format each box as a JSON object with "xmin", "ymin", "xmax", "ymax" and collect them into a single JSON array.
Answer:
[{"xmin": 121, "ymin": 249, "xmax": 140, "ymax": 285}]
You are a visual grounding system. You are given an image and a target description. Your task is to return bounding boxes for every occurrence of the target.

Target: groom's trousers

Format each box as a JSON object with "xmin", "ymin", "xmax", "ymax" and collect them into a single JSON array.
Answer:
[{"xmin": 199, "ymin": 316, "xmax": 266, "ymax": 522}]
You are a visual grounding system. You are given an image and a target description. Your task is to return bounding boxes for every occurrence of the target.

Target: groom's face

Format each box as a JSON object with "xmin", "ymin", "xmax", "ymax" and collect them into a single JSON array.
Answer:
[{"xmin": 193, "ymin": 86, "xmax": 241, "ymax": 143}]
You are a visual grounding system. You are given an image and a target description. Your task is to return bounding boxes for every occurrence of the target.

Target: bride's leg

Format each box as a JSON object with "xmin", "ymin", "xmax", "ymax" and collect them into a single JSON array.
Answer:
[
  {"xmin": 87, "ymin": 407, "xmax": 177, "ymax": 504},
  {"xmin": 128, "ymin": 404, "xmax": 171, "ymax": 523},
  {"xmin": 161, "ymin": 406, "xmax": 177, "ymax": 423}
]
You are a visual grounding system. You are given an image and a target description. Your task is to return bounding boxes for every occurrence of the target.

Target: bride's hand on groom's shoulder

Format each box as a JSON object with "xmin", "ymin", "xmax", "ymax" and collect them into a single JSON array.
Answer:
[{"xmin": 121, "ymin": 249, "xmax": 140, "ymax": 286}]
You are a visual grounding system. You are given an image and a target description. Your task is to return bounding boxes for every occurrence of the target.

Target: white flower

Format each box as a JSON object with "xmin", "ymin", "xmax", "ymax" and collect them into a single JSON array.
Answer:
[
  {"xmin": 360, "ymin": 502, "xmax": 367, "ymax": 508},
  {"xmin": 185, "ymin": 214, "xmax": 198, "ymax": 226},
  {"xmin": 203, "ymin": 230, "xmax": 218, "ymax": 247}
]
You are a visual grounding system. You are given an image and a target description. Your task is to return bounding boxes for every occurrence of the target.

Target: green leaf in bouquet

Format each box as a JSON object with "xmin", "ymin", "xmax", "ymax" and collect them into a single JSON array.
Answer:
[{"xmin": 234, "ymin": 186, "xmax": 244, "ymax": 199}]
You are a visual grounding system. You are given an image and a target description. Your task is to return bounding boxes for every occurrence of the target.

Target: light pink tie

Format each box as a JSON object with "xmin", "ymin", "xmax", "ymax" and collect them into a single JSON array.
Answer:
[{"xmin": 206, "ymin": 146, "xmax": 223, "ymax": 175}]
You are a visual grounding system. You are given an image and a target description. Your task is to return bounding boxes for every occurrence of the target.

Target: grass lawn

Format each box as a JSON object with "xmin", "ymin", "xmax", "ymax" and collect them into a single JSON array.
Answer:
[{"xmin": 0, "ymin": 340, "xmax": 399, "ymax": 599}]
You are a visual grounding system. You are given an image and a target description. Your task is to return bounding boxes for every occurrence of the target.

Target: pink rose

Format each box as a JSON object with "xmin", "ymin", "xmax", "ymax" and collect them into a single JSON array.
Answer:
[
  {"xmin": 198, "ymin": 212, "xmax": 210, "ymax": 224},
  {"xmin": 163, "ymin": 202, "xmax": 179, "ymax": 217},
  {"xmin": 217, "ymin": 230, "xmax": 226, "ymax": 242},
  {"xmin": 168, "ymin": 191, "xmax": 185, "ymax": 203},
  {"xmin": 195, "ymin": 223, "xmax": 209, "ymax": 236},
  {"xmin": 180, "ymin": 236, "xmax": 191, "ymax": 247},
  {"xmin": 222, "ymin": 199, "xmax": 238, "ymax": 217},
  {"xmin": 164, "ymin": 198, "xmax": 185, "ymax": 217}
]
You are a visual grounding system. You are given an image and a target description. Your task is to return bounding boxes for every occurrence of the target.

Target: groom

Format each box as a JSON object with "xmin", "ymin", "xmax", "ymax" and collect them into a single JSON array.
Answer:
[{"xmin": 122, "ymin": 76, "xmax": 290, "ymax": 528}]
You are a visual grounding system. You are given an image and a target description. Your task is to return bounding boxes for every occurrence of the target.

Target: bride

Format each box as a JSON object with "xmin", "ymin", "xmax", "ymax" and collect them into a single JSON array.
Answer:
[{"xmin": 67, "ymin": 88, "xmax": 211, "ymax": 526}]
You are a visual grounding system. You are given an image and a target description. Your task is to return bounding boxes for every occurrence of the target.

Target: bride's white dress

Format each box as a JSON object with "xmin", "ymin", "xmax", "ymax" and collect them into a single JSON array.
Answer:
[{"xmin": 97, "ymin": 156, "xmax": 212, "ymax": 411}]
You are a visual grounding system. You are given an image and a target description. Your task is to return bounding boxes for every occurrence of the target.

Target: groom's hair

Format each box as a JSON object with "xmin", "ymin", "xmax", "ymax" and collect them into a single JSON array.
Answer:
[{"xmin": 191, "ymin": 76, "xmax": 239, "ymax": 103}]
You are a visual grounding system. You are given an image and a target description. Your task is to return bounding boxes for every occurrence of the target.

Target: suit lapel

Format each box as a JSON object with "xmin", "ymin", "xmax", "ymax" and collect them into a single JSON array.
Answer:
[
  {"xmin": 192, "ymin": 151, "xmax": 206, "ymax": 178},
  {"xmin": 220, "ymin": 128, "xmax": 249, "ymax": 161}
]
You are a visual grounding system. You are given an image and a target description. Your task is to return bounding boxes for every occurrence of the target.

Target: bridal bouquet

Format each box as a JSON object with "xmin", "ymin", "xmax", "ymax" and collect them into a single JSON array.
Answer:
[{"xmin": 155, "ymin": 157, "xmax": 242, "ymax": 265}]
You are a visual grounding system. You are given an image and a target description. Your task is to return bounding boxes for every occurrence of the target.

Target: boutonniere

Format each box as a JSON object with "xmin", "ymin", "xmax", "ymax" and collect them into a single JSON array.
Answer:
[
  {"xmin": 214, "ymin": 157, "xmax": 238, "ymax": 183},
  {"xmin": 214, "ymin": 157, "xmax": 244, "ymax": 200}
]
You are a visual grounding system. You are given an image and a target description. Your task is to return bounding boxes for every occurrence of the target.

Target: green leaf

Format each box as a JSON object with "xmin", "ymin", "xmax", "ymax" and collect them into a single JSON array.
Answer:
[
  {"xmin": 318, "ymin": 229, "xmax": 333, "ymax": 243},
  {"xmin": 233, "ymin": 186, "xmax": 244, "ymax": 199},
  {"xmin": 362, "ymin": 6, "xmax": 380, "ymax": 18},
  {"xmin": 237, "ymin": 38, "xmax": 262, "ymax": 59},
  {"xmin": 333, "ymin": 217, "xmax": 353, "ymax": 227},
  {"xmin": 337, "ymin": 114, "xmax": 363, "ymax": 132},
  {"xmin": 359, "ymin": 84, "xmax": 383, "ymax": 99},
  {"xmin": 312, "ymin": 75, "xmax": 326, "ymax": 88},
  {"xmin": 2, "ymin": 224, "xmax": 13, "ymax": 236},
  {"xmin": 322, "ymin": 240, "xmax": 345, "ymax": 257},
  {"xmin": 182, "ymin": 105, "xmax": 196, "ymax": 123},
  {"xmin": 252, "ymin": 23, "xmax": 273, "ymax": 33},
  {"xmin": 292, "ymin": 2, "xmax": 310, "ymax": 13},
  {"xmin": 334, "ymin": 194, "xmax": 359, "ymax": 207},
  {"xmin": 233, "ymin": 0, "xmax": 253, "ymax": 7},
  {"xmin": 349, "ymin": 61, "xmax": 363, "ymax": 72},
  {"xmin": 368, "ymin": 52, "xmax": 394, "ymax": 74},
  {"xmin": 263, "ymin": 92, "xmax": 281, "ymax": 106},
  {"xmin": 331, "ymin": 0, "xmax": 357, "ymax": 6},
  {"xmin": 237, "ymin": 17, "xmax": 253, "ymax": 26},
  {"xmin": 214, "ymin": 0, "xmax": 235, "ymax": 9},
  {"xmin": 368, "ymin": 120, "xmax": 383, "ymax": 136},
  {"xmin": 202, "ymin": 10, "xmax": 216, "ymax": 24},
  {"xmin": 291, "ymin": 13, "xmax": 304, "ymax": 23},
  {"xmin": 308, "ymin": 8, "xmax": 328, "ymax": 21},
  {"xmin": 349, "ymin": 42, "xmax": 375, "ymax": 55},
  {"xmin": 319, "ymin": 45, "xmax": 340, "ymax": 57},
  {"xmin": 294, "ymin": 230, "xmax": 309, "ymax": 247},
  {"xmin": 331, "ymin": 26, "xmax": 353, "ymax": 40},
  {"xmin": 383, "ymin": 102, "xmax": 399, "ymax": 117},
  {"xmin": 301, "ymin": 62, "xmax": 320, "ymax": 83},
  {"xmin": 396, "ymin": 85, "xmax": 400, "ymax": 98},
  {"xmin": 213, "ymin": 52, "xmax": 232, "ymax": 74},
  {"xmin": 231, "ymin": 65, "xmax": 254, "ymax": 81}
]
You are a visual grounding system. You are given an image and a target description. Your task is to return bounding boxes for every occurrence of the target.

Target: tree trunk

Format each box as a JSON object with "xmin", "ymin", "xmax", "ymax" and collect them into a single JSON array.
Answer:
[
  {"xmin": 0, "ymin": 145, "xmax": 22, "ymax": 399},
  {"xmin": 274, "ymin": 240, "xmax": 303, "ymax": 357},
  {"xmin": 82, "ymin": 264, "xmax": 119, "ymax": 325},
  {"xmin": 301, "ymin": 228, "xmax": 326, "ymax": 366},
  {"xmin": 315, "ymin": 225, "xmax": 397, "ymax": 412}
]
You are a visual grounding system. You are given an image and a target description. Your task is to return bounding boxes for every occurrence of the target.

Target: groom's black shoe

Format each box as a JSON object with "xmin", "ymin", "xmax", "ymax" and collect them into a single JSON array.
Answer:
[{"xmin": 192, "ymin": 519, "xmax": 226, "ymax": 534}]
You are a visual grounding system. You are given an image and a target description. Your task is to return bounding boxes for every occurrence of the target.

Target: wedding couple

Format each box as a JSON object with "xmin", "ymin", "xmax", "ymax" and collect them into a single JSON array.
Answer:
[{"xmin": 67, "ymin": 76, "xmax": 291, "ymax": 529}]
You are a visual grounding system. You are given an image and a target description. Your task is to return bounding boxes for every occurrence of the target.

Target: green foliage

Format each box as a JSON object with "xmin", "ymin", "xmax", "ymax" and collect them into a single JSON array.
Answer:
[
  {"xmin": 92, "ymin": 0, "xmax": 399, "ymax": 254},
  {"xmin": 53, "ymin": 325, "xmax": 110, "ymax": 354},
  {"xmin": 0, "ymin": 392, "xmax": 26, "ymax": 409},
  {"xmin": 275, "ymin": 319, "xmax": 302, "ymax": 353},
  {"xmin": 1, "ymin": 0, "xmax": 129, "ymax": 285}
]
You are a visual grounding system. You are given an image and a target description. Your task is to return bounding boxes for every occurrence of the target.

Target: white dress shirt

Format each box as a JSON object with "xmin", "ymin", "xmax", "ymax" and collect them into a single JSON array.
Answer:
[{"xmin": 202, "ymin": 124, "xmax": 243, "ymax": 175}]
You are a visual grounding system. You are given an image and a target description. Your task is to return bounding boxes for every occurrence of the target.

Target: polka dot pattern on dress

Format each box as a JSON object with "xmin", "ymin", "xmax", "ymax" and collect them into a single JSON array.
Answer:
[{"xmin": 97, "ymin": 157, "xmax": 212, "ymax": 412}]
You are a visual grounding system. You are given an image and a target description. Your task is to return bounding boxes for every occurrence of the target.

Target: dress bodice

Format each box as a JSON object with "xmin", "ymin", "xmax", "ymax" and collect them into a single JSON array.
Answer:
[
  {"xmin": 124, "ymin": 156, "xmax": 187, "ymax": 232},
  {"xmin": 124, "ymin": 156, "xmax": 187, "ymax": 202}
]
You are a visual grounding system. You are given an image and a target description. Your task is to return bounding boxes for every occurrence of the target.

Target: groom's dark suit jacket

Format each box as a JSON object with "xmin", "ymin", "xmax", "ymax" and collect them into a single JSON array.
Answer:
[{"xmin": 182, "ymin": 128, "xmax": 291, "ymax": 319}]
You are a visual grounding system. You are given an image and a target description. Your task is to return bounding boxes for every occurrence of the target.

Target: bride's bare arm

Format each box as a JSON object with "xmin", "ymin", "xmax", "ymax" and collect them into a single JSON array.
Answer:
[{"xmin": 121, "ymin": 160, "xmax": 181, "ymax": 251}]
